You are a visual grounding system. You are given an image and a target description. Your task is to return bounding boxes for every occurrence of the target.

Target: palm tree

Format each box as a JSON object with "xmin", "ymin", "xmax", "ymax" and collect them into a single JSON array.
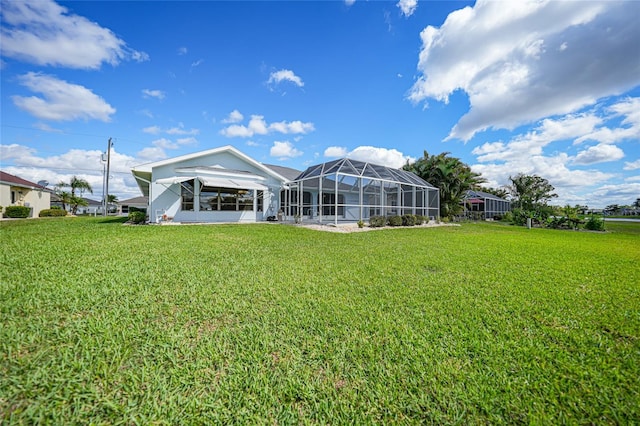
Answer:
[
  {"xmin": 57, "ymin": 176, "xmax": 93, "ymax": 214},
  {"xmin": 404, "ymin": 151, "xmax": 485, "ymax": 219}
]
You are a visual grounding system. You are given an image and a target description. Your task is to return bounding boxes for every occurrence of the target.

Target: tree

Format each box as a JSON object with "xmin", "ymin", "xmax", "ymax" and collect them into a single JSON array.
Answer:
[
  {"xmin": 57, "ymin": 176, "xmax": 93, "ymax": 215},
  {"xmin": 506, "ymin": 174, "xmax": 557, "ymax": 223},
  {"xmin": 57, "ymin": 191, "xmax": 72, "ymax": 211},
  {"xmin": 107, "ymin": 194, "xmax": 118, "ymax": 214},
  {"xmin": 404, "ymin": 151, "xmax": 485, "ymax": 219},
  {"xmin": 480, "ymin": 186, "xmax": 509, "ymax": 199},
  {"xmin": 633, "ymin": 198, "xmax": 640, "ymax": 209}
]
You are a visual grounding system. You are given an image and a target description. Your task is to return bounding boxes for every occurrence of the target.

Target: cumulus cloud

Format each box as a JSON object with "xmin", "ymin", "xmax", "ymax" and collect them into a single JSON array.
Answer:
[
  {"xmin": 136, "ymin": 147, "xmax": 167, "ymax": 162},
  {"xmin": 397, "ymin": 0, "xmax": 418, "ymax": 17},
  {"xmin": 270, "ymin": 141, "xmax": 303, "ymax": 159},
  {"xmin": 268, "ymin": 69, "xmax": 304, "ymax": 88},
  {"xmin": 623, "ymin": 159, "xmax": 640, "ymax": 170},
  {"xmin": 166, "ymin": 125, "xmax": 199, "ymax": 136},
  {"xmin": 142, "ymin": 89, "xmax": 165, "ymax": 100},
  {"xmin": 143, "ymin": 126, "xmax": 162, "ymax": 135},
  {"xmin": 220, "ymin": 114, "xmax": 314, "ymax": 138},
  {"xmin": 222, "ymin": 109, "xmax": 244, "ymax": 124},
  {"xmin": 12, "ymin": 72, "xmax": 115, "ymax": 121},
  {"xmin": 0, "ymin": 0, "xmax": 148, "ymax": 69},
  {"xmin": 408, "ymin": 0, "xmax": 640, "ymax": 141},
  {"xmin": 466, "ymin": 105, "xmax": 640, "ymax": 206},
  {"xmin": 324, "ymin": 146, "xmax": 348, "ymax": 158},
  {"xmin": 347, "ymin": 146, "xmax": 414, "ymax": 169},
  {"xmin": 574, "ymin": 144, "xmax": 624, "ymax": 165}
]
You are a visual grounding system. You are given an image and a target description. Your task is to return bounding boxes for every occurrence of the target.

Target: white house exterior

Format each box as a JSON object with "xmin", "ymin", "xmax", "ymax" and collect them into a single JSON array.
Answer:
[
  {"xmin": 0, "ymin": 171, "xmax": 51, "ymax": 217},
  {"xmin": 131, "ymin": 146, "xmax": 294, "ymax": 223}
]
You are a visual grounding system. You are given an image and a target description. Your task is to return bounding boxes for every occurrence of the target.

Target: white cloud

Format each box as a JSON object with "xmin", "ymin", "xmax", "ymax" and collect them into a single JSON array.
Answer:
[
  {"xmin": 397, "ymin": 0, "xmax": 418, "ymax": 17},
  {"xmin": 0, "ymin": 143, "xmax": 151, "ymax": 200},
  {"xmin": 222, "ymin": 109, "xmax": 244, "ymax": 124},
  {"xmin": 178, "ymin": 47, "xmax": 188, "ymax": 55},
  {"xmin": 589, "ymin": 183, "xmax": 640, "ymax": 205},
  {"xmin": 268, "ymin": 69, "xmax": 304, "ymax": 88},
  {"xmin": 166, "ymin": 124, "xmax": 199, "ymax": 136},
  {"xmin": 408, "ymin": 0, "xmax": 640, "ymax": 141},
  {"xmin": 143, "ymin": 126, "xmax": 162, "ymax": 135},
  {"xmin": 574, "ymin": 144, "xmax": 624, "ymax": 165},
  {"xmin": 142, "ymin": 89, "xmax": 165, "ymax": 100},
  {"xmin": 345, "ymin": 0, "xmax": 356, "ymax": 6},
  {"xmin": 574, "ymin": 97, "xmax": 640, "ymax": 145},
  {"xmin": 220, "ymin": 114, "xmax": 314, "ymax": 138},
  {"xmin": 472, "ymin": 113, "xmax": 602, "ymax": 163},
  {"xmin": 33, "ymin": 122, "xmax": 62, "ymax": 133},
  {"xmin": 623, "ymin": 159, "xmax": 640, "ymax": 170},
  {"xmin": 324, "ymin": 146, "xmax": 348, "ymax": 158},
  {"xmin": 136, "ymin": 147, "xmax": 167, "ymax": 162},
  {"xmin": 270, "ymin": 141, "xmax": 303, "ymax": 159},
  {"xmin": 0, "ymin": 0, "xmax": 148, "ymax": 69},
  {"xmin": 191, "ymin": 59, "xmax": 203, "ymax": 69},
  {"xmin": 347, "ymin": 146, "xmax": 414, "ymax": 169},
  {"xmin": 12, "ymin": 72, "xmax": 115, "ymax": 122}
]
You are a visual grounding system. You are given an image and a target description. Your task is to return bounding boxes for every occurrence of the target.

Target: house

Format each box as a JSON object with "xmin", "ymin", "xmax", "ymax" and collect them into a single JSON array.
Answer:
[
  {"xmin": 130, "ymin": 145, "xmax": 439, "ymax": 224},
  {"xmin": 118, "ymin": 196, "xmax": 149, "ymax": 215},
  {"xmin": 0, "ymin": 171, "xmax": 51, "ymax": 217},
  {"xmin": 462, "ymin": 189, "xmax": 511, "ymax": 220},
  {"xmin": 131, "ymin": 145, "xmax": 298, "ymax": 223},
  {"xmin": 51, "ymin": 194, "xmax": 104, "ymax": 215}
]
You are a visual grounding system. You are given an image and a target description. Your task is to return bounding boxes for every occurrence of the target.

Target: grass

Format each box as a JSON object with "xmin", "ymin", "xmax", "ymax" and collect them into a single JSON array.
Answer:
[{"xmin": 1, "ymin": 218, "xmax": 639, "ymax": 424}]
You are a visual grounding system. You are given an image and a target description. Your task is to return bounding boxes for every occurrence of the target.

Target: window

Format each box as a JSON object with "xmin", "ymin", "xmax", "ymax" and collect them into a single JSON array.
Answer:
[
  {"xmin": 200, "ymin": 186, "xmax": 254, "ymax": 211},
  {"xmin": 280, "ymin": 190, "xmax": 312, "ymax": 216},
  {"xmin": 181, "ymin": 179, "xmax": 195, "ymax": 211},
  {"xmin": 320, "ymin": 193, "xmax": 344, "ymax": 216}
]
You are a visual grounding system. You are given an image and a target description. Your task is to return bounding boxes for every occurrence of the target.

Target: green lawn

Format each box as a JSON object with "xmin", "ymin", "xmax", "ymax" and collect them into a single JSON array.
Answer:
[{"xmin": 1, "ymin": 218, "xmax": 639, "ymax": 424}]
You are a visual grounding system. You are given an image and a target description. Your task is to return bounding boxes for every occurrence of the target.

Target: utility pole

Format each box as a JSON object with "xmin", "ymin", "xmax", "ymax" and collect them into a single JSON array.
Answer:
[
  {"xmin": 101, "ymin": 152, "xmax": 107, "ymax": 216},
  {"xmin": 105, "ymin": 137, "xmax": 113, "ymax": 216}
]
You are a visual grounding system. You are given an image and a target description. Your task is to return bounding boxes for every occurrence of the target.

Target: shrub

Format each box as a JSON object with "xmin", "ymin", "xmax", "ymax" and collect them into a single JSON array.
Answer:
[
  {"xmin": 5, "ymin": 206, "xmax": 31, "ymax": 218},
  {"xmin": 369, "ymin": 216, "xmax": 385, "ymax": 228},
  {"xmin": 50, "ymin": 205, "xmax": 62, "ymax": 210},
  {"xmin": 501, "ymin": 211, "xmax": 513, "ymax": 223},
  {"xmin": 128, "ymin": 211, "xmax": 146, "ymax": 224},
  {"xmin": 357, "ymin": 220, "xmax": 364, "ymax": 228},
  {"xmin": 584, "ymin": 216, "xmax": 605, "ymax": 231},
  {"xmin": 387, "ymin": 215, "xmax": 403, "ymax": 227},
  {"xmin": 401, "ymin": 214, "xmax": 416, "ymax": 226},
  {"xmin": 39, "ymin": 209, "xmax": 68, "ymax": 217},
  {"xmin": 414, "ymin": 215, "xmax": 425, "ymax": 225},
  {"xmin": 129, "ymin": 206, "xmax": 147, "ymax": 214}
]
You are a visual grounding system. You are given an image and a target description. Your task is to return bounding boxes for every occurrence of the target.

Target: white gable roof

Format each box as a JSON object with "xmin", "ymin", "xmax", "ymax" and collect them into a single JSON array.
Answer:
[{"xmin": 132, "ymin": 145, "xmax": 289, "ymax": 182}]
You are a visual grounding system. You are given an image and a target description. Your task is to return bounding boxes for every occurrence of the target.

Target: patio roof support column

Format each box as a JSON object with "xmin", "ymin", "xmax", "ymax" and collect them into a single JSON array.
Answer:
[
  {"xmin": 318, "ymin": 176, "xmax": 323, "ymax": 224},
  {"xmin": 358, "ymin": 177, "xmax": 363, "ymax": 221},
  {"xmin": 334, "ymin": 173, "xmax": 338, "ymax": 226}
]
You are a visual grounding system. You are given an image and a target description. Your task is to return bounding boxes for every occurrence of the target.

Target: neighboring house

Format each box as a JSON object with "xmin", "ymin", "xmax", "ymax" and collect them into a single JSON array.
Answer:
[
  {"xmin": 130, "ymin": 145, "xmax": 439, "ymax": 224},
  {"xmin": 118, "ymin": 196, "xmax": 149, "ymax": 215},
  {"xmin": 0, "ymin": 171, "xmax": 51, "ymax": 217},
  {"xmin": 462, "ymin": 189, "xmax": 511, "ymax": 219},
  {"xmin": 51, "ymin": 194, "xmax": 104, "ymax": 215}
]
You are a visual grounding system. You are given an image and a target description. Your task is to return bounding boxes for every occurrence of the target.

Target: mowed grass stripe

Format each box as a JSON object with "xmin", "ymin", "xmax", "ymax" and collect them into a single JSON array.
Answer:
[{"xmin": 1, "ymin": 218, "xmax": 638, "ymax": 424}]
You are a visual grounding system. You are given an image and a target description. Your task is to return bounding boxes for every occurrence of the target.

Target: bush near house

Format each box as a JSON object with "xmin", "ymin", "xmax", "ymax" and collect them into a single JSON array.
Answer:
[
  {"xmin": 4, "ymin": 206, "xmax": 31, "ymax": 218},
  {"xmin": 368, "ymin": 216, "xmax": 386, "ymax": 228},
  {"xmin": 39, "ymin": 209, "xmax": 68, "ymax": 217},
  {"xmin": 401, "ymin": 214, "xmax": 416, "ymax": 226},
  {"xmin": 387, "ymin": 215, "xmax": 403, "ymax": 226},
  {"xmin": 127, "ymin": 211, "xmax": 146, "ymax": 224}
]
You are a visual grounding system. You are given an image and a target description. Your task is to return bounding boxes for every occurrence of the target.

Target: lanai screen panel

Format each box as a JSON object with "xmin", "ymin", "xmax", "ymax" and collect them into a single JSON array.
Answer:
[{"xmin": 291, "ymin": 158, "xmax": 439, "ymax": 224}]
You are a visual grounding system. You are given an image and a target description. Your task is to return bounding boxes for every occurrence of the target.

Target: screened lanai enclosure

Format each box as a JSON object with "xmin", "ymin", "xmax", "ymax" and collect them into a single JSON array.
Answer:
[{"xmin": 282, "ymin": 158, "xmax": 439, "ymax": 224}]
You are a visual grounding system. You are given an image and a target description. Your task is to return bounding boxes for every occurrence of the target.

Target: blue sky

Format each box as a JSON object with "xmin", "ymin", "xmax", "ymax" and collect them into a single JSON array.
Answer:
[{"xmin": 1, "ymin": 0, "xmax": 639, "ymax": 208}]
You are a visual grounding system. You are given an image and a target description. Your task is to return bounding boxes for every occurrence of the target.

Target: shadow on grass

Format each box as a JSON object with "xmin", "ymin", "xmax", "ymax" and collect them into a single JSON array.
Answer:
[{"xmin": 95, "ymin": 216, "xmax": 129, "ymax": 225}]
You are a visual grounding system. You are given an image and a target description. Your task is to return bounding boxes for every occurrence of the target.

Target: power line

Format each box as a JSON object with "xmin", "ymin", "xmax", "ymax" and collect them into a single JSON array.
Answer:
[{"xmin": 0, "ymin": 164, "xmax": 132, "ymax": 174}]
